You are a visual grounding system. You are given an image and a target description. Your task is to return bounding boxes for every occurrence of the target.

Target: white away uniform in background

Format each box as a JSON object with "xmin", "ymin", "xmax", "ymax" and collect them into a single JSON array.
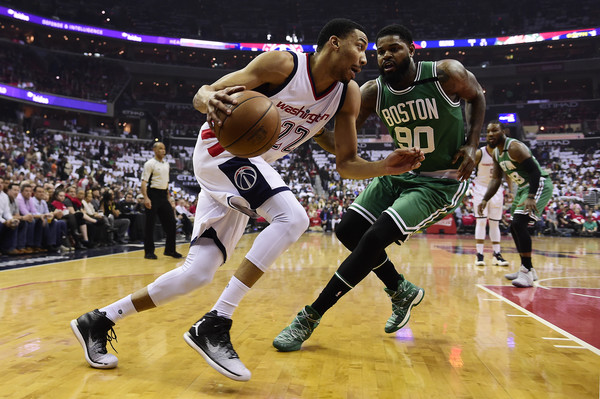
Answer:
[{"xmin": 472, "ymin": 146, "xmax": 504, "ymax": 220}]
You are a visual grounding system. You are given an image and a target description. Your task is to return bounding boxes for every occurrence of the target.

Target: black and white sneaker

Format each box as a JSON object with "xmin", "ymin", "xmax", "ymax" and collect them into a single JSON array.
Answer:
[
  {"xmin": 183, "ymin": 310, "xmax": 251, "ymax": 381},
  {"xmin": 492, "ymin": 252, "xmax": 509, "ymax": 266},
  {"xmin": 70, "ymin": 309, "xmax": 118, "ymax": 369},
  {"xmin": 475, "ymin": 253, "xmax": 485, "ymax": 266}
]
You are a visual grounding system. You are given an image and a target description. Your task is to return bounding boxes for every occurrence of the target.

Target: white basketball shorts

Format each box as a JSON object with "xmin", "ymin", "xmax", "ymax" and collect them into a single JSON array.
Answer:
[
  {"xmin": 471, "ymin": 183, "xmax": 503, "ymax": 220},
  {"xmin": 191, "ymin": 124, "xmax": 291, "ymax": 261}
]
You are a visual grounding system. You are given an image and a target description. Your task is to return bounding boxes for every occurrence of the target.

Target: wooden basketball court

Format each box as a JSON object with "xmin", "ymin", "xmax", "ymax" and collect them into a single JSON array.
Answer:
[{"xmin": 2, "ymin": 233, "xmax": 599, "ymax": 398}]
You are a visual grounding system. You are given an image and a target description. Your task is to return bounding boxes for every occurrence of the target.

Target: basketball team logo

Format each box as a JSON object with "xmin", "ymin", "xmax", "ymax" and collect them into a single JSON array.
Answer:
[{"xmin": 234, "ymin": 166, "xmax": 257, "ymax": 190}]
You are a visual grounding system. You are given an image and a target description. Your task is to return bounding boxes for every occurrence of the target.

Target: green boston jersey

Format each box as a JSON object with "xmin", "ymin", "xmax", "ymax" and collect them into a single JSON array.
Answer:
[
  {"xmin": 376, "ymin": 61, "xmax": 466, "ymax": 173},
  {"xmin": 493, "ymin": 137, "xmax": 549, "ymax": 187}
]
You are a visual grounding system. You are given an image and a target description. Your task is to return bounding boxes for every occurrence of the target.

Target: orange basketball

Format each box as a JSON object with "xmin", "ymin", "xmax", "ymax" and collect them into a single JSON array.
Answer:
[{"xmin": 214, "ymin": 90, "xmax": 281, "ymax": 158}]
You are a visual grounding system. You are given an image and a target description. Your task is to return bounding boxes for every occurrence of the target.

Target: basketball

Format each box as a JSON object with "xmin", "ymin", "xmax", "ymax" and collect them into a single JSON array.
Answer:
[{"xmin": 214, "ymin": 90, "xmax": 281, "ymax": 158}]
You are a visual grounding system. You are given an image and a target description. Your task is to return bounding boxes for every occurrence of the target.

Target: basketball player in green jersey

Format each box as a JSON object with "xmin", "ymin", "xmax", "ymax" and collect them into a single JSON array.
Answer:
[
  {"xmin": 477, "ymin": 121, "xmax": 553, "ymax": 288},
  {"xmin": 274, "ymin": 24, "xmax": 486, "ymax": 351}
]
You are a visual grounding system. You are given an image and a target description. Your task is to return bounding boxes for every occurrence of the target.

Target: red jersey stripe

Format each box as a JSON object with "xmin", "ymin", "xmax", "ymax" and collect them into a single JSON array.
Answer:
[
  {"xmin": 201, "ymin": 128, "xmax": 216, "ymax": 139},
  {"xmin": 207, "ymin": 142, "xmax": 225, "ymax": 157}
]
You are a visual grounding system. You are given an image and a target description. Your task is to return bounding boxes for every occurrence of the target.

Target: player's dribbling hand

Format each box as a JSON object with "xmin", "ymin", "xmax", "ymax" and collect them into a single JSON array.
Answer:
[
  {"xmin": 385, "ymin": 147, "xmax": 425, "ymax": 175},
  {"xmin": 453, "ymin": 145, "xmax": 477, "ymax": 181},
  {"xmin": 205, "ymin": 86, "xmax": 246, "ymax": 129}
]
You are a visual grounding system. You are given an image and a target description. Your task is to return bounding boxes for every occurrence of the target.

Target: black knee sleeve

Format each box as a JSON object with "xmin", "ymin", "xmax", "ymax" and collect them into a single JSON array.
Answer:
[
  {"xmin": 335, "ymin": 209, "xmax": 373, "ymax": 251},
  {"xmin": 337, "ymin": 213, "xmax": 406, "ymax": 286},
  {"xmin": 511, "ymin": 214, "xmax": 532, "ymax": 253}
]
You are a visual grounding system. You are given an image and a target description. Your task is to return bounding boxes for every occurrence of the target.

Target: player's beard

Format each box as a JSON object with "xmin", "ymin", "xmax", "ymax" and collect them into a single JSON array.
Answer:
[{"xmin": 379, "ymin": 56, "xmax": 411, "ymax": 86}]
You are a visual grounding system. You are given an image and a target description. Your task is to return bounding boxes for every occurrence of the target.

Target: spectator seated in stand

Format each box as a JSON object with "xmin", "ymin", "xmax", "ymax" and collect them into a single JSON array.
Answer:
[
  {"xmin": 174, "ymin": 198, "xmax": 194, "ymax": 241},
  {"xmin": 117, "ymin": 192, "xmax": 144, "ymax": 243},
  {"xmin": 581, "ymin": 215, "xmax": 598, "ymax": 237}
]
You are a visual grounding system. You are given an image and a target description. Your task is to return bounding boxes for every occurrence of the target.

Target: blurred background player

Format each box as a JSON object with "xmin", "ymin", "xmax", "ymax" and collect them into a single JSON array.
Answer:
[
  {"xmin": 472, "ymin": 121, "xmax": 510, "ymax": 267},
  {"xmin": 478, "ymin": 120, "xmax": 553, "ymax": 287}
]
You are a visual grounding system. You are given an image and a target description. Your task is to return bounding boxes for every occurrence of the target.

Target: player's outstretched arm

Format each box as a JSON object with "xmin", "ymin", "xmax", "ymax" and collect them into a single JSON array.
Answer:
[
  {"xmin": 313, "ymin": 79, "xmax": 379, "ymax": 155},
  {"xmin": 334, "ymin": 81, "xmax": 423, "ymax": 179},
  {"xmin": 313, "ymin": 128, "xmax": 336, "ymax": 154}
]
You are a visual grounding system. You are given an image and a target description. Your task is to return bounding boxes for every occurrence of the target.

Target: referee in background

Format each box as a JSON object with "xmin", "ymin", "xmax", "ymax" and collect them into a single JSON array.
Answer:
[{"xmin": 141, "ymin": 141, "xmax": 181, "ymax": 259}]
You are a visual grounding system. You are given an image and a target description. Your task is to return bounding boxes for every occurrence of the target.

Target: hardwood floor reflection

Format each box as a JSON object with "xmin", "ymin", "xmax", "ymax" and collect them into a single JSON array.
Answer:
[{"xmin": 1, "ymin": 233, "xmax": 599, "ymax": 398}]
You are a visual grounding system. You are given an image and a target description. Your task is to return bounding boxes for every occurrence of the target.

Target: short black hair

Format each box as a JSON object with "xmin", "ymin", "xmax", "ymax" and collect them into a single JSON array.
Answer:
[
  {"xmin": 376, "ymin": 24, "xmax": 413, "ymax": 46},
  {"xmin": 316, "ymin": 18, "xmax": 366, "ymax": 51},
  {"xmin": 487, "ymin": 119, "xmax": 507, "ymax": 130}
]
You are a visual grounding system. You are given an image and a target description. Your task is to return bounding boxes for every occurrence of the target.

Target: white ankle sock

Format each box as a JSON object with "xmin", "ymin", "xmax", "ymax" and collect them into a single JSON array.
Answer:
[
  {"xmin": 492, "ymin": 244, "xmax": 501, "ymax": 254},
  {"xmin": 476, "ymin": 244, "xmax": 484, "ymax": 254},
  {"xmin": 100, "ymin": 294, "xmax": 137, "ymax": 323},
  {"xmin": 212, "ymin": 276, "xmax": 250, "ymax": 319}
]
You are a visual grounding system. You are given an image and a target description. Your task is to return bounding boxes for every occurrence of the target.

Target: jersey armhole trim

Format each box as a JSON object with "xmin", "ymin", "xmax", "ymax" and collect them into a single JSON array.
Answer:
[
  {"xmin": 334, "ymin": 83, "xmax": 349, "ymax": 116},
  {"xmin": 375, "ymin": 78, "xmax": 382, "ymax": 117},
  {"xmin": 432, "ymin": 61, "xmax": 461, "ymax": 107},
  {"xmin": 254, "ymin": 51, "xmax": 298, "ymax": 98}
]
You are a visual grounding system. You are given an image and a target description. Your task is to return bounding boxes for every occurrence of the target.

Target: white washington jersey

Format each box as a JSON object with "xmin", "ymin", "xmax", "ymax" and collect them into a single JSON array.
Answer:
[
  {"xmin": 258, "ymin": 51, "xmax": 347, "ymax": 164},
  {"xmin": 473, "ymin": 146, "xmax": 495, "ymax": 188},
  {"xmin": 472, "ymin": 145, "xmax": 504, "ymax": 219}
]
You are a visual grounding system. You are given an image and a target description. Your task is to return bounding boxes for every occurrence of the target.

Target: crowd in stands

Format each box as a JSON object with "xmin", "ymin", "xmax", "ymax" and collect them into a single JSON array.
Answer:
[
  {"xmin": 1, "ymin": 117, "xmax": 600, "ymax": 258},
  {"xmin": 0, "ymin": 121, "xmax": 196, "ymax": 256}
]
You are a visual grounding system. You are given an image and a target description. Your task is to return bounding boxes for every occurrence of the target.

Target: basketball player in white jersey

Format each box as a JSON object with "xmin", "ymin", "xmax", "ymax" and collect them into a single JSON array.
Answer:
[
  {"xmin": 71, "ymin": 18, "xmax": 424, "ymax": 382},
  {"xmin": 472, "ymin": 121, "xmax": 509, "ymax": 266}
]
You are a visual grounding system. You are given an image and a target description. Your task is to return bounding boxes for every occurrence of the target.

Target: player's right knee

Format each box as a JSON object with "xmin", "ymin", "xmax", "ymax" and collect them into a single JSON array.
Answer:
[
  {"xmin": 356, "ymin": 214, "xmax": 403, "ymax": 252},
  {"xmin": 180, "ymin": 271, "xmax": 214, "ymax": 292},
  {"xmin": 335, "ymin": 210, "xmax": 371, "ymax": 250},
  {"xmin": 278, "ymin": 209, "xmax": 309, "ymax": 244}
]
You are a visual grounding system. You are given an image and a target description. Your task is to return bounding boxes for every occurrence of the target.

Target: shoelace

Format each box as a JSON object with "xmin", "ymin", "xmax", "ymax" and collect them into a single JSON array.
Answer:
[
  {"xmin": 391, "ymin": 290, "xmax": 412, "ymax": 311},
  {"xmin": 205, "ymin": 331, "xmax": 240, "ymax": 359},
  {"xmin": 286, "ymin": 313, "xmax": 316, "ymax": 340},
  {"xmin": 94, "ymin": 326, "xmax": 118, "ymax": 354},
  {"xmin": 215, "ymin": 332, "xmax": 239, "ymax": 359}
]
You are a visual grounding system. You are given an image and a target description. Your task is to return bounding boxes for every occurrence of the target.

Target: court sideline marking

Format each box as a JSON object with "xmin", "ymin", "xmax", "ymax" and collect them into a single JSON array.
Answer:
[{"xmin": 477, "ymin": 284, "xmax": 600, "ymax": 357}]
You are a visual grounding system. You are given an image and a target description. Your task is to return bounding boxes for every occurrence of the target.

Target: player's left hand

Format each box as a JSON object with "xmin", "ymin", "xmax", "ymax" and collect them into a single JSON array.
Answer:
[
  {"xmin": 477, "ymin": 200, "xmax": 487, "ymax": 217},
  {"xmin": 452, "ymin": 145, "xmax": 477, "ymax": 181},
  {"xmin": 517, "ymin": 197, "xmax": 538, "ymax": 214},
  {"xmin": 203, "ymin": 86, "xmax": 246, "ymax": 129},
  {"xmin": 384, "ymin": 147, "xmax": 425, "ymax": 175}
]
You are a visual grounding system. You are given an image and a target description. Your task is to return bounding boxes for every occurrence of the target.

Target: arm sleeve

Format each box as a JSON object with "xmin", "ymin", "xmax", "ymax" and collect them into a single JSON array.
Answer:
[{"xmin": 521, "ymin": 157, "xmax": 541, "ymax": 196}]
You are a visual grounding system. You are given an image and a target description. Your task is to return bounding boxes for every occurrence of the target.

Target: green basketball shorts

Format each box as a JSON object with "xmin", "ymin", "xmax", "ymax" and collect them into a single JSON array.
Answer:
[{"xmin": 349, "ymin": 173, "xmax": 469, "ymax": 239}]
